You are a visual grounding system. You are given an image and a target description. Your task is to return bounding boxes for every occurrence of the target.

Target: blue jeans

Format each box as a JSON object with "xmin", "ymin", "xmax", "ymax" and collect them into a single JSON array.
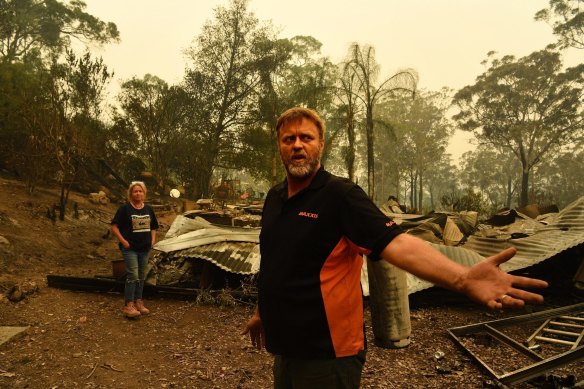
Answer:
[{"xmin": 121, "ymin": 248, "xmax": 150, "ymax": 304}]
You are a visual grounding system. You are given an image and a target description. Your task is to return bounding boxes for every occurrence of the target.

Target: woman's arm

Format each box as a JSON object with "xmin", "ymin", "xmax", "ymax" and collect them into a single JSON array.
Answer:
[{"xmin": 111, "ymin": 224, "xmax": 130, "ymax": 249}]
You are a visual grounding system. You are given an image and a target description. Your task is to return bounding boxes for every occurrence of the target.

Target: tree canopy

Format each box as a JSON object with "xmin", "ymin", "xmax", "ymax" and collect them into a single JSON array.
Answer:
[
  {"xmin": 0, "ymin": 0, "xmax": 119, "ymax": 63},
  {"xmin": 2, "ymin": 0, "xmax": 583, "ymax": 215},
  {"xmin": 535, "ymin": 0, "xmax": 584, "ymax": 49},
  {"xmin": 454, "ymin": 48, "xmax": 583, "ymax": 207}
]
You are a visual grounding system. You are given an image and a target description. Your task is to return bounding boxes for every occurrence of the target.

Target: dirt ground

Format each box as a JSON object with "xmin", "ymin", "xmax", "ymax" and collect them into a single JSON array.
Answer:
[{"xmin": 0, "ymin": 174, "xmax": 583, "ymax": 389}]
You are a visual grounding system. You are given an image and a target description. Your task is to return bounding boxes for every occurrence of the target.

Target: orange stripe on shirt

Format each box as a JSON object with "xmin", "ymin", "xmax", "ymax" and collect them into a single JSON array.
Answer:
[{"xmin": 320, "ymin": 237, "xmax": 370, "ymax": 357}]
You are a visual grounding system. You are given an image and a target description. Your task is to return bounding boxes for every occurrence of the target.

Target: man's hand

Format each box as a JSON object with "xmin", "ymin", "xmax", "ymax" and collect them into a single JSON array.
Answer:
[
  {"xmin": 460, "ymin": 247, "xmax": 548, "ymax": 310},
  {"xmin": 382, "ymin": 235, "xmax": 548, "ymax": 310},
  {"xmin": 241, "ymin": 308, "xmax": 265, "ymax": 350}
]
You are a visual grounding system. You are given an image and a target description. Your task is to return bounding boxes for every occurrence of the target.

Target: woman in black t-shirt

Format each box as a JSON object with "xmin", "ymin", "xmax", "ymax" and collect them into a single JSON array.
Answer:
[{"xmin": 111, "ymin": 182, "xmax": 159, "ymax": 318}]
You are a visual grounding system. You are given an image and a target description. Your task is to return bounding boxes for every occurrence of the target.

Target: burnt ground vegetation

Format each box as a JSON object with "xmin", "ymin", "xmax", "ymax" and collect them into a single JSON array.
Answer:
[{"xmin": 0, "ymin": 174, "xmax": 583, "ymax": 389}]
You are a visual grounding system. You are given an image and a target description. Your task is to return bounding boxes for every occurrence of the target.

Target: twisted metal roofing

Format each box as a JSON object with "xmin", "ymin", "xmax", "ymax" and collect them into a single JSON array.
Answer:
[
  {"xmin": 153, "ymin": 215, "xmax": 260, "ymax": 275},
  {"xmin": 155, "ymin": 197, "xmax": 584, "ymax": 292},
  {"xmin": 405, "ymin": 196, "xmax": 584, "ymax": 294},
  {"xmin": 163, "ymin": 241, "xmax": 260, "ymax": 274}
]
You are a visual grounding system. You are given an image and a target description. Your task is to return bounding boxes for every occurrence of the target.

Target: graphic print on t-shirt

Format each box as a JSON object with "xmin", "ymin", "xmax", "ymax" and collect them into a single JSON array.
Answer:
[{"xmin": 131, "ymin": 214, "xmax": 151, "ymax": 232}]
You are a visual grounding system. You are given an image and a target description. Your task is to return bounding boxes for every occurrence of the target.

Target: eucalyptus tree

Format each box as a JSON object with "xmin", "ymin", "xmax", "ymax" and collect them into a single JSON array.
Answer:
[
  {"xmin": 236, "ymin": 36, "xmax": 293, "ymax": 186},
  {"xmin": 424, "ymin": 155, "xmax": 459, "ymax": 211},
  {"xmin": 377, "ymin": 90, "xmax": 453, "ymax": 209},
  {"xmin": 343, "ymin": 43, "xmax": 418, "ymax": 199},
  {"xmin": 531, "ymin": 146, "xmax": 584, "ymax": 207},
  {"xmin": 535, "ymin": 0, "xmax": 584, "ymax": 49},
  {"xmin": 459, "ymin": 145, "xmax": 520, "ymax": 210},
  {"xmin": 454, "ymin": 49, "xmax": 583, "ymax": 207},
  {"xmin": 333, "ymin": 63, "xmax": 361, "ymax": 182},
  {"xmin": 279, "ymin": 36, "xmax": 337, "ymax": 113},
  {"xmin": 227, "ymin": 34, "xmax": 337, "ymax": 187},
  {"xmin": 117, "ymin": 75, "xmax": 187, "ymax": 192},
  {"xmin": 182, "ymin": 0, "xmax": 269, "ymax": 196},
  {"xmin": 0, "ymin": 0, "xmax": 119, "ymax": 63}
]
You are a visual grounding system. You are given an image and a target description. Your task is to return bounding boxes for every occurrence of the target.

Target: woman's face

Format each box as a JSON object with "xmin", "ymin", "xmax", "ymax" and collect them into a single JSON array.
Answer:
[{"xmin": 130, "ymin": 185, "xmax": 145, "ymax": 203}]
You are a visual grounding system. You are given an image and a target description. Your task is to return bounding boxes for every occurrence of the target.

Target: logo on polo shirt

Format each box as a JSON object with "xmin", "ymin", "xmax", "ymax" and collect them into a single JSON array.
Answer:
[
  {"xmin": 386, "ymin": 220, "xmax": 396, "ymax": 227},
  {"xmin": 298, "ymin": 211, "xmax": 319, "ymax": 219}
]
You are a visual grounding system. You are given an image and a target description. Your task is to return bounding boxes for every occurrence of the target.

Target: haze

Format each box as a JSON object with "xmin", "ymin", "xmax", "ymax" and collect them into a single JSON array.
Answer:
[{"xmin": 82, "ymin": 0, "xmax": 578, "ymax": 162}]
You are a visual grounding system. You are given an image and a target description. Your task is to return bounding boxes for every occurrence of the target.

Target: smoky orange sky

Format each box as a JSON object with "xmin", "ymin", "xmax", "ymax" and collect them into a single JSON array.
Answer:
[{"xmin": 82, "ymin": 0, "xmax": 580, "ymax": 163}]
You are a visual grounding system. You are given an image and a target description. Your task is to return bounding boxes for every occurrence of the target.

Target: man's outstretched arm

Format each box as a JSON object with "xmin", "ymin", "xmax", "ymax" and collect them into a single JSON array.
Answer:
[{"xmin": 380, "ymin": 233, "xmax": 548, "ymax": 309}]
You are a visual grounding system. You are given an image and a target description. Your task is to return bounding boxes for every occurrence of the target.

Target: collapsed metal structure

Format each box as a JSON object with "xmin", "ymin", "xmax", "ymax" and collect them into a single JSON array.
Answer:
[
  {"xmin": 448, "ymin": 303, "xmax": 584, "ymax": 386},
  {"xmin": 149, "ymin": 196, "xmax": 584, "ymax": 295}
]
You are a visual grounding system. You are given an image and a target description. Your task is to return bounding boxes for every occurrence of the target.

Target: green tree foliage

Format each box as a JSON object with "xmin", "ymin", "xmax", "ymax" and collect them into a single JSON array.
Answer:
[
  {"xmin": 242, "ymin": 36, "xmax": 294, "ymax": 186},
  {"xmin": 532, "ymin": 146, "xmax": 584, "ymax": 207},
  {"xmin": 459, "ymin": 145, "xmax": 520, "ymax": 211},
  {"xmin": 182, "ymin": 0, "xmax": 268, "ymax": 197},
  {"xmin": 280, "ymin": 36, "xmax": 338, "ymax": 166},
  {"xmin": 0, "ymin": 0, "xmax": 119, "ymax": 63},
  {"xmin": 233, "ymin": 35, "xmax": 337, "ymax": 187},
  {"xmin": 332, "ymin": 63, "xmax": 361, "ymax": 182},
  {"xmin": 441, "ymin": 188, "xmax": 489, "ymax": 214},
  {"xmin": 535, "ymin": 0, "xmax": 584, "ymax": 49},
  {"xmin": 376, "ymin": 90, "xmax": 453, "ymax": 209},
  {"xmin": 343, "ymin": 43, "xmax": 417, "ymax": 199},
  {"xmin": 0, "ymin": 50, "xmax": 111, "ymax": 205},
  {"xmin": 278, "ymin": 36, "xmax": 337, "ymax": 113},
  {"xmin": 0, "ymin": 59, "xmax": 52, "ymax": 191},
  {"xmin": 45, "ymin": 50, "xmax": 112, "ymax": 219},
  {"xmin": 0, "ymin": 0, "xmax": 118, "ymax": 205},
  {"xmin": 453, "ymin": 49, "xmax": 583, "ymax": 207},
  {"xmin": 117, "ymin": 74, "xmax": 187, "ymax": 192},
  {"xmin": 104, "ymin": 114, "xmax": 144, "ymax": 183}
]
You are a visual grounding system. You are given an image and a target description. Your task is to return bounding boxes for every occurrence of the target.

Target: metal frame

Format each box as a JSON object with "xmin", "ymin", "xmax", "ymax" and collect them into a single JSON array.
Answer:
[{"xmin": 448, "ymin": 303, "xmax": 584, "ymax": 385}]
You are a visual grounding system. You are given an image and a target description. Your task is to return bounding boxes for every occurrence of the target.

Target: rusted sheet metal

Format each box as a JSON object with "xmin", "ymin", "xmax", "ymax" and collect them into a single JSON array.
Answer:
[
  {"xmin": 402, "ymin": 197, "xmax": 584, "ymax": 295},
  {"xmin": 154, "ymin": 227, "xmax": 259, "ymax": 253},
  {"xmin": 464, "ymin": 196, "xmax": 584, "ymax": 268},
  {"xmin": 164, "ymin": 241, "xmax": 260, "ymax": 274},
  {"xmin": 153, "ymin": 214, "xmax": 260, "ymax": 275},
  {"xmin": 155, "ymin": 197, "xmax": 584, "ymax": 291}
]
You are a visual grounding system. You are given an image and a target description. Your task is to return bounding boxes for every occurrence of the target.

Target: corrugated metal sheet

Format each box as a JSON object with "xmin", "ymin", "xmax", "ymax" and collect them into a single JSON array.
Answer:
[
  {"xmin": 155, "ymin": 197, "xmax": 584, "ymax": 293},
  {"xmin": 405, "ymin": 196, "xmax": 584, "ymax": 294},
  {"xmin": 153, "ymin": 215, "xmax": 260, "ymax": 275},
  {"xmin": 154, "ymin": 227, "xmax": 259, "ymax": 253},
  {"xmin": 464, "ymin": 196, "xmax": 584, "ymax": 267},
  {"xmin": 405, "ymin": 243, "xmax": 485, "ymax": 294},
  {"xmin": 164, "ymin": 241, "xmax": 260, "ymax": 274}
]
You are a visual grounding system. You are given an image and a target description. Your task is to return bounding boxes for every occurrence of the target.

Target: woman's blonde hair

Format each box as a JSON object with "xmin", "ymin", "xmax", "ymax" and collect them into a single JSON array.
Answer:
[{"xmin": 127, "ymin": 181, "xmax": 147, "ymax": 202}]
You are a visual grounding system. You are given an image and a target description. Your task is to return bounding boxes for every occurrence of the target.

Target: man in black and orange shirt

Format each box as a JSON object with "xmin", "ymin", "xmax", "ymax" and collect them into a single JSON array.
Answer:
[{"xmin": 243, "ymin": 107, "xmax": 548, "ymax": 389}]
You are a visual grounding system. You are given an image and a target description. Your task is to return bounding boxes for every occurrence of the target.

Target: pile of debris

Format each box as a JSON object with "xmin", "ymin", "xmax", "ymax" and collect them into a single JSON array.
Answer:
[
  {"xmin": 396, "ymin": 196, "xmax": 584, "ymax": 294},
  {"xmin": 149, "ymin": 213, "xmax": 260, "ymax": 290},
  {"xmin": 146, "ymin": 196, "xmax": 584, "ymax": 298}
]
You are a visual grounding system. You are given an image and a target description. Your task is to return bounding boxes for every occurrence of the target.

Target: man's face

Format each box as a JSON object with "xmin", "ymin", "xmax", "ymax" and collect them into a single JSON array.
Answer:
[{"xmin": 278, "ymin": 118, "xmax": 324, "ymax": 179}]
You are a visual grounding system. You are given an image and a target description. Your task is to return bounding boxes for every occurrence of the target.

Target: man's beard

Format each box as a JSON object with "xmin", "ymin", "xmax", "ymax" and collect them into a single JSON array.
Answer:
[{"xmin": 284, "ymin": 154, "xmax": 321, "ymax": 179}]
